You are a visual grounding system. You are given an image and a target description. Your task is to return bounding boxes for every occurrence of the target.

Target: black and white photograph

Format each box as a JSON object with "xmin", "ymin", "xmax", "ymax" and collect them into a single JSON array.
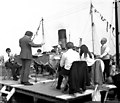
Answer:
[{"xmin": 0, "ymin": 0, "xmax": 119, "ymax": 103}]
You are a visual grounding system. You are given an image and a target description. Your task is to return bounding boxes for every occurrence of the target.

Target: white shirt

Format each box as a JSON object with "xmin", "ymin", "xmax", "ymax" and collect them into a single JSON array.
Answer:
[
  {"xmin": 60, "ymin": 49, "xmax": 80, "ymax": 70},
  {"xmin": 4, "ymin": 52, "xmax": 14, "ymax": 63},
  {"xmin": 100, "ymin": 44, "xmax": 110, "ymax": 59},
  {"xmin": 49, "ymin": 53, "xmax": 60, "ymax": 69},
  {"xmin": 80, "ymin": 53, "xmax": 95, "ymax": 66}
]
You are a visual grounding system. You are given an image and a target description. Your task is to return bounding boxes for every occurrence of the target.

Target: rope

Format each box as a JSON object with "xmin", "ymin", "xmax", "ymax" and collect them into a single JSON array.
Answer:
[{"xmin": 32, "ymin": 19, "xmax": 43, "ymax": 41}]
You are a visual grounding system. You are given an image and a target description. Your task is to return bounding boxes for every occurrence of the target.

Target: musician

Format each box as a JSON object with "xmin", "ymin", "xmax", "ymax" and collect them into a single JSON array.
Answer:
[
  {"xmin": 32, "ymin": 49, "xmax": 43, "ymax": 74},
  {"xmin": 19, "ymin": 31, "xmax": 44, "ymax": 85},
  {"xmin": 45, "ymin": 49, "xmax": 60, "ymax": 76},
  {"xmin": 34, "ymin": 49, "xmax": 43, "ymax": 57},
  {"xmin": 4, "ymin": 48, "xmax": 20, "ymax": 80},
  {"xmin": 56, "ymin": 42, "xmax": 80, "ymax": 91},
  {"xmin": 53, "ymin": 43, "xmax": 62, "ymax": 55}
]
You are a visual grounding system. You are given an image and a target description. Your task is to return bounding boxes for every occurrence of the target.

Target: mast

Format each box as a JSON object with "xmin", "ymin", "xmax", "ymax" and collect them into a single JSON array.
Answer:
[
  {"xmin": 115, "ymin": 0, "xmax": 119, "ymax": 67},
  {"xmin": 41, "ymin": 17, "xmax": 45, "ymax": 51},
  {"xmin": 90, "ymin": 2, "xmax": 94, "ymax": 53}
]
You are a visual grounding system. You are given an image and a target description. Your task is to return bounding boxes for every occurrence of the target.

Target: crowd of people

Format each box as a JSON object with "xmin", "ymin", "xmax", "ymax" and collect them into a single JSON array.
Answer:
[{"xmin": 0, "ymin": 30, "xmax": 119, "ymax": 99}]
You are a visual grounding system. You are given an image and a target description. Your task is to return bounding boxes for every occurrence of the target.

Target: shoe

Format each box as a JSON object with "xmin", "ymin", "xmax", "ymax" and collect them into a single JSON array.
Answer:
[
  {"xmin": 20, "ymin": 82, "xmax": 25, "ymax": 84},
  {"xmin": 13, "ymin": 77, "xmax": 19, "ymax": 81},
  {"xmin": 56, "ymin": 86, "xmax": 61, "ymax": 90},
  {"xmin": 23, "ymin": 82, "xmax": 33, "ymax": 85},
  {"xmin": 63, "ymin": 84, "xmax": 68, "ymax": 91}
]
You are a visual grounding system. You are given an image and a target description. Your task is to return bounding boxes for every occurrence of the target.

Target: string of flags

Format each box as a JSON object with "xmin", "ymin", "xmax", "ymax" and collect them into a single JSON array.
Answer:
[{"xmin": 91, "ymin": 3, "xmax": 115, "ymax": 36}]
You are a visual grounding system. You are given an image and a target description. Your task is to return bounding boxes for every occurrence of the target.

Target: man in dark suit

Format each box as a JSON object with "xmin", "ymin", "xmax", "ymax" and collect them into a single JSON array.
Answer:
[{"xmin": 19, "ymin": 31, "xmax": 44, "ymax": 85}]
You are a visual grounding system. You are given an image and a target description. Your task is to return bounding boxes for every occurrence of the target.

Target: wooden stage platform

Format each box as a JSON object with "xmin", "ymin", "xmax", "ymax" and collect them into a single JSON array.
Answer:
[{"xmin": 0, "ymin": 76, "xmax": 117, "ymax": 103}]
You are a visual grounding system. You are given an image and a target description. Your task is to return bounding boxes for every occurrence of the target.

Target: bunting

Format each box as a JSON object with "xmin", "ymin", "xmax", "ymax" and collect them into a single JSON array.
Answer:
[{"xmin": 91, "ymin": 4, "xmax": 115, "ymax": 36}]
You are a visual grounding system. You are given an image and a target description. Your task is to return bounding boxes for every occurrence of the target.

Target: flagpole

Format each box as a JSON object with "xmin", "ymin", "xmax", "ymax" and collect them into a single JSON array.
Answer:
[
  {"xmin": 41, "ymin": 17, "xmax": 45, "ymax": 51},
  {"xmin": 90, "ymin": 2, "xmax": 94, "ymax": 53},
  {"xmin": 115, "ymin": 0, "xmax": 119, "ymax": 68}
]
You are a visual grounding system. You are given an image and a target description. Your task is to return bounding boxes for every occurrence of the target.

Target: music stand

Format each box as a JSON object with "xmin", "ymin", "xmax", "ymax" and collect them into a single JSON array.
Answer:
[{"xmin": 32, "ymin": 55, "xmax": 39, "ymax": 83}]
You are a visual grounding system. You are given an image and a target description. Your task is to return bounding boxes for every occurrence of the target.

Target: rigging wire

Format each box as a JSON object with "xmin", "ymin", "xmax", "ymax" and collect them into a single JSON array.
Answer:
[{"xmin": 32, "ymin": 18, "xmax": 43, "ymax": 41}]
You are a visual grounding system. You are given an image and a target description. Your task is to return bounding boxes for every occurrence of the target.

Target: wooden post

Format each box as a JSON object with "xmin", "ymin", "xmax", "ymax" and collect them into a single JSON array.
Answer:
[{"xmin": 115, "ymin": 0, "xmax": 119, "ymax": 68}]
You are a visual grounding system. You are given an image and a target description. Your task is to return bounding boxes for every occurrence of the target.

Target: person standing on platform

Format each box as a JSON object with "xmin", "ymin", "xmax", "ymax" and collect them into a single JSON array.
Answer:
[
  {"xmin": 19, "ymin": 31, "xmax": 44, "ymax": 85},
  {"xmin": 99, "ymin": 37, "xmax": 110, "ymax": 81}
]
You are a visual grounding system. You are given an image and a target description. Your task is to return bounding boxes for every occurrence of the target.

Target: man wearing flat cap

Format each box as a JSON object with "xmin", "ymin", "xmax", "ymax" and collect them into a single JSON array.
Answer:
[{"xmin": 19, "ymin": 31, "xmax": 44, "ymax": 85}]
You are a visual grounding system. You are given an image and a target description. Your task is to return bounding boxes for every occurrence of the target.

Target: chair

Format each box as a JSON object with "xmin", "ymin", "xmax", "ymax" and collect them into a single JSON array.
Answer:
[
  {"xmin": 3, "ymin": 66, "xmax": 12, "ymax": 80},
  {"xmin": 44, "ymin": 54, "xmax": 60, "ymax": 79},
  {"xmin": 50, "ymin": 56, "xmax": 61, "ymax": 86},
  {"xmin": 31, "ymin": 60, "xmax": 45, "ymax": 82},
  {"xmin": 33, "ymin": 60, "xmax": 44, "ymax": 74},
  {"xmin": 68, "ymin": 61, "xmax": 90, "ymax": 94},
  {"xmin": 50, "ymin": 66, "xmax": 59, "ymax": 87},
  {"xmin": 32, "ymin": 54, "xmax": 51, "ymax": 75},
  {"xmin": 91, "ymin": 59, "xmax": 104, "ymax": 86}
]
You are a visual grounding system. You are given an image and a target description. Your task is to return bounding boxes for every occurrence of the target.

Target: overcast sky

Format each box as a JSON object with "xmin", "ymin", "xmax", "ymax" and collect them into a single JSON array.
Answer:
[{"xmin": 0, "ymin": 0, "xmax": 115, "ymax": 55}]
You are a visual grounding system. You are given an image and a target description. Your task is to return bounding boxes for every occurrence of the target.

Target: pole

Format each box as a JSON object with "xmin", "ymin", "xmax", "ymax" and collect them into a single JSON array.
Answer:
[
  {"xmin": 90, "ymin": 2, "xmax": 94, "ymax": 53},
  {"xmin": 41, "ymin": 17, "xmax": 45, "ymax": 51},
  {"xmin": 42, "ymin": 18, "xmax": 44, "ymax": 41},
  {"xmin": 115, "ymin": 0, "xmax": 119, "ymax": 68}
]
